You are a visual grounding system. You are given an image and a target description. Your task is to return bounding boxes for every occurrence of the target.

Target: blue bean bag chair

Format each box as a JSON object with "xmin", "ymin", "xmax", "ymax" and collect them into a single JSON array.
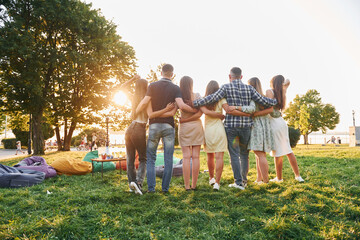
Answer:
[
  {"xmin": 14, "ymin": 156, "xmax": 57, "ymax": 179},
  {"xmin": 0, "ymin": 164, "xmax": 45, "ymax": 188}
]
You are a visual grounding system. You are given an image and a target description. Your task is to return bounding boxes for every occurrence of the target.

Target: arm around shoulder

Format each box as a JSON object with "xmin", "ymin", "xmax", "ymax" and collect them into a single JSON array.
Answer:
[{"xmin": 136, "ymin": 96, "xmax": 151, "ymax": 114}]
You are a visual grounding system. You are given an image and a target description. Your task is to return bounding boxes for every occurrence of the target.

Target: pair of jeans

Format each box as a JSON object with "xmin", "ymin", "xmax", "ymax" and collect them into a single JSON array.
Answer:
[
  {"xmin": 146, "ymin": 123, "xmax": 175, "ymax": 192},
  {"xmin": 225, "ymin": 127, "xmax": 251, "ymax": 186},
  {"xmin": 125, "ymin": 122, "xmax": 147, "ymax": 186}
]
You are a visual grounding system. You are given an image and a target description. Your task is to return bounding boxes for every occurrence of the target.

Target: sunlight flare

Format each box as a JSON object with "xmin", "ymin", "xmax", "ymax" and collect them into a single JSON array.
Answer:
[{"xmin": 113, "ymin": 91, "xmax": 130, "ymax": 106}]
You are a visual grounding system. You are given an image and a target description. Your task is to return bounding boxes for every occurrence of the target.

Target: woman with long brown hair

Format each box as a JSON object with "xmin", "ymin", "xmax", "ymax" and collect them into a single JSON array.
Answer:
[
  {"xmin": 199, "ymin": 80, "xmax": 228, "ymax": 190},
  {"xmin": 265, "ymin": 75, "xmax": 304, "ymax": 183},
  {"xmin": 178, "ymin": 76, "xmax": 204, "ymax": 190},
  {"xmin": 123, "ymin": 75, "xmax": 176, "ymax": 195},
  {"xmin": 246, "ymin": 77, "xmax": 274, "ymax": 184}
]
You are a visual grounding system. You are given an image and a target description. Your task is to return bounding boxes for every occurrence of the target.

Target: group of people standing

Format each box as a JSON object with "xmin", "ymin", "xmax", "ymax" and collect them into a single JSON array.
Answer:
[{"xmin": 123, "ymin": 64, "xmax": 304, "ymax": 195}]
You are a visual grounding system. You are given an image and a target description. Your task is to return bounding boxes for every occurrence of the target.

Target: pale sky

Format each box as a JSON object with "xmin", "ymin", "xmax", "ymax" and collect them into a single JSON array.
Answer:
[{"xmin": 86, "ymin": 0, "xmax": 360, "ymax": 132}]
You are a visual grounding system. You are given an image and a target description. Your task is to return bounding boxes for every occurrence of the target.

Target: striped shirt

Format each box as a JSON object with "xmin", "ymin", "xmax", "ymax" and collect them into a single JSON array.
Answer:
[{"xmin": 193, "ymin": 79, "xmax": 277, "ymax": 128}]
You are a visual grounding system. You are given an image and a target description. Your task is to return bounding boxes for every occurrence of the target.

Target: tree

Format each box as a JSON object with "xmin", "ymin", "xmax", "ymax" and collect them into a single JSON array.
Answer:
[
  {"xmin": 0, "ymin": 0, "xmax": 136, "ymax": 153},
  {"xmin": 284, "ymin": 89, "xmax": 340, "ymax": 144},
  {"xmin": 8, "ymin": 111, "xmax": 54, "ymax": 147}
]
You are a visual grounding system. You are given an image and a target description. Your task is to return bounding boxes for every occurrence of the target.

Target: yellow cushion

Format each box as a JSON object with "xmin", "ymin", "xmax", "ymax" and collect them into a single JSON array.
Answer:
[{"xmin": 50, "ymin": 158, "xmax": 92, "ymax": 175}]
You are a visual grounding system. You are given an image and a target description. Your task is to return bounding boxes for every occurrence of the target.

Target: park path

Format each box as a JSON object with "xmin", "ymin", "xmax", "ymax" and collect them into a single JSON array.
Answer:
[{"xmin": 0, "ymin": 149, "xmax": 31, "ymax": 162}]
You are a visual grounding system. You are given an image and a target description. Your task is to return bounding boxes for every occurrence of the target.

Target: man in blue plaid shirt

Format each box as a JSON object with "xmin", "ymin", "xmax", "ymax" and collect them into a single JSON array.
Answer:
[{"xmin": 193, "ymin": 67, "xmax": 277, "ymax": 190}]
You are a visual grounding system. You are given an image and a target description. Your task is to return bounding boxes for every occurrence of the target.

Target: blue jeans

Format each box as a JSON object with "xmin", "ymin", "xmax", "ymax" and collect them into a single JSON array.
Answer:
[
  {"xmin": 225, "ymin": 127, "xmax": 251, "ymax": 186},
  {"xmin": 146, "ymin": 123, "xmax": 175, "ymax": 192}
]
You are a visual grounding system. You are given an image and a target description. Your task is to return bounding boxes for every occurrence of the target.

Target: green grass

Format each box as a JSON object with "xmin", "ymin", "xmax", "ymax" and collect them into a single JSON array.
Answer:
[{"xmin": 0, "ymin": 145, "xmax": 359, "ymax": 239}]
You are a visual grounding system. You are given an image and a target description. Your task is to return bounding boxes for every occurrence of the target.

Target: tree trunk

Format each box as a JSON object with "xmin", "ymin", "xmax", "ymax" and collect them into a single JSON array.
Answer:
[
  {"xmin": 64, "ymin": 117, "xmax": 68, "ymax": 146},
  {"xmin": 55, "ymin": 125, "xmax": 62, "ymax": 151},
  {"xmin": 63, "ymin": 121, "xmax": 77, "ymax": 151},
  {"xmin": 303, "ymin": 134, "xmax": 309, "ymax": 145},
  {"xmin": 32, "ymin": 110, "xmax": 45, "ymax": 155}
]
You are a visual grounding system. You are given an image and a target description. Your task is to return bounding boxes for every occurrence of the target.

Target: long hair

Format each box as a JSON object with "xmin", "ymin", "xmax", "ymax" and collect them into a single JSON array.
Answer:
[
  {"xmin": 131, "ymin": 79, "xmax": 148, "ymax": 119},
  {"xmin": 180, "ymin": 76, "xmax": 193, "ymax": 104},
  {"xmin": 270, "ymin": 75, "xmax": 285, "ymax": 110},
  {"xmin": 205, "ymin": 80, "xmax": 219, "ymax": 110},
  {"xmin": 248, "ymin": 77, "xmax": 264, "ymax": 96}
]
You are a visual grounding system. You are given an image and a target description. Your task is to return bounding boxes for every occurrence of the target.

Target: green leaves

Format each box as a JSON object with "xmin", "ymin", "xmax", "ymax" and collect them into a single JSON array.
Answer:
[
  {"xmin": 284, "ymin": 89, "xmax": 340, "ymax": 143},
  {"xmin": 1, "ymin": 0, "xmax": 136, "ymax": 151}
]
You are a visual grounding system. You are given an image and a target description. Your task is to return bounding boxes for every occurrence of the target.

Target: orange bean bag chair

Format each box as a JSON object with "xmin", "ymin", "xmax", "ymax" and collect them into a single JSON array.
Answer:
[
  {"xmin": 116, "ymin": 152, "xmax": 139, "ymax": 171},
  {"xmin": 50, "ymin": 158, "xmax": 92, "ymax": 175}
]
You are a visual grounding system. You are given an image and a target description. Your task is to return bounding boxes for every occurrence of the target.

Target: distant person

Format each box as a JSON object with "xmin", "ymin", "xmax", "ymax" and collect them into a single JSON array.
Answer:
[
  {"xmin": 331, "ymin": 136, "xmax": 336, "ymax": 144},
  {"xmin": 15, "ymin": 141, "xmax": 25, "ymax": 155},
  {"xmin": 91, "ymin": 133, "xmax": 97, "ymax": 151},
  {"xmin": 136, "ymin": 64, "xmax": 197, "ymax": 193},
  {"xmin": 122, "ymin": 74, "xmax": 176, "ymax": 195},
  {"xmin": 177, "ymin": 76, "xmax": 204, "ymax": 191},
  {"xmin": 193, "ymin": 67, "xmax": 277, "ymax": 190},
  {"xmin": 83, "ymin": 134, "xmax": 87, "ymax": 145},
  {"xmin": 337, "ymin": 137, "xmax": 341, "ymax": 144},
  {"xmin": 266, "ymin": 76, "xmax": 304, "ymax": 183},
  {"xmin": 198, "ymin": 80, "xmax": 228, "ymax": 190}
]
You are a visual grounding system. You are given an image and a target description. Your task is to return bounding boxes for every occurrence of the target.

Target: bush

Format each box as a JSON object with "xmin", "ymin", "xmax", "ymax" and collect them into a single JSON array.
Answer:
[
  {"xmin": 12, "ymin": 129, "xmax": 29, "ymax": 147},
  {"xmin": 1, "ymin": 138, "xmax": 17, "ymax": 149},
  {"xmin": 289, "ymin": 127, "xmax": 301, "ymax": 148}
]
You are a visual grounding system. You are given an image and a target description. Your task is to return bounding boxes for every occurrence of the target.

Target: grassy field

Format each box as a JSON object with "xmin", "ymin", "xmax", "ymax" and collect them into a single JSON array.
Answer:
[{"xmin": 0, "ymin": 145, "xmax": 359, "ymax": 239}]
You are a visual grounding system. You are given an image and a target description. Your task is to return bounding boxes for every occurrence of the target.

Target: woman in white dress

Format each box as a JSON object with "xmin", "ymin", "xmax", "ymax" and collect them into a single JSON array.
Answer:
[{"xmin": 266, "ymin": 75, "xmax": 304, "ymax": 183}]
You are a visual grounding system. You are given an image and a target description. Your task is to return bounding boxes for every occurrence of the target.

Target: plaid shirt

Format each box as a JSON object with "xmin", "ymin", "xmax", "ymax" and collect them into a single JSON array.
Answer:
[{"xmin": 193, "ymin": 79, "xmax": 277, "ymax": 128}]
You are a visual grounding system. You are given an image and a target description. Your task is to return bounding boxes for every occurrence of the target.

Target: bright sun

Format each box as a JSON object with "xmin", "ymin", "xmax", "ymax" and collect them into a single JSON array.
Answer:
[{"xmin": 113, "ymin": 91, "xmax": 129, "ymax": 106}]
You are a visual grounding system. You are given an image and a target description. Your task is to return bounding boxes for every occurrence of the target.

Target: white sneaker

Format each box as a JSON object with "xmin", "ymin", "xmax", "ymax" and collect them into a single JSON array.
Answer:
[
  {"xmin": 129, "ymin": 186, "xmax": 134, "ymax": 192},
  {"xmin": 130, "ymin": 182, "xmax": 143, "ymax": 195},
  {"xmin": 228, "ymin": 183, "xmax": 245, "ymax": 190},
  {"xmin": 295, "ymin": 176, "xmax": 305, "ymax": 182},
  {"xmin": 209, "ymin": 178, "xmax": 216, "ymax": 186},
  {"xmin": 254, "ymin": 180, "xmax": 263, "ymax": 184},
  {"xmin": 270, "ymin": 177, "xmax": 283, "ymax": 183},
  {"xmin": 213, "ymin": 183, "xmax": 220, "ymax": 190}
]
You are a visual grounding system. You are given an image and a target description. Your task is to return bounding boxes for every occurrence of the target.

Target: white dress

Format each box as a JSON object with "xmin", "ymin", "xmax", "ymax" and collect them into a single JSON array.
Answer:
[{"xmin": 269, "ymin": 108, "xmax": 293, "ymax": 157}]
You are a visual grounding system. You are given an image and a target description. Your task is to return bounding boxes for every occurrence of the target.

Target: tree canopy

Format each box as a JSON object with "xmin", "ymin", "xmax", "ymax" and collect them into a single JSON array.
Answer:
[
  {"xmin": 284, "ymin": 89, "xmax": 340, "ymax": 144},
  {"xmin": 0, "ymin": 0, "xmax": 136, "ymax": 153}
]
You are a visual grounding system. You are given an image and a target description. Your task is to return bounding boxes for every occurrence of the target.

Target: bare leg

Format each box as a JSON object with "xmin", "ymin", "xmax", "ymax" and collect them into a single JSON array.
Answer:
[
  {"xmin": 181, "ymin": 146, "xmax": 191, "ymax": 189},
  {"xmin": 286, "ymin": 152, "xmax": 300, "ymax": 177},
  {"xmin": 255, "ymin": 155, "xmax": 262, "ymax": 182},
  {"xmin": 254, "ymin": 151, "xmax": 269, "ymax": 183},
  {"xmin": 274, "ymin": 156, "xmax": 283, "ymax": 180},
  {"xmin": 191, "ymin": 145, "xmax": 201, "ymax": 189},
  {"xmin": 215, "ymin": 152, "xmax": 224, "ymax": 184},
  {"xmin": 207, "ymin": 153, "xmax": 215, "ymax": 179}
]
